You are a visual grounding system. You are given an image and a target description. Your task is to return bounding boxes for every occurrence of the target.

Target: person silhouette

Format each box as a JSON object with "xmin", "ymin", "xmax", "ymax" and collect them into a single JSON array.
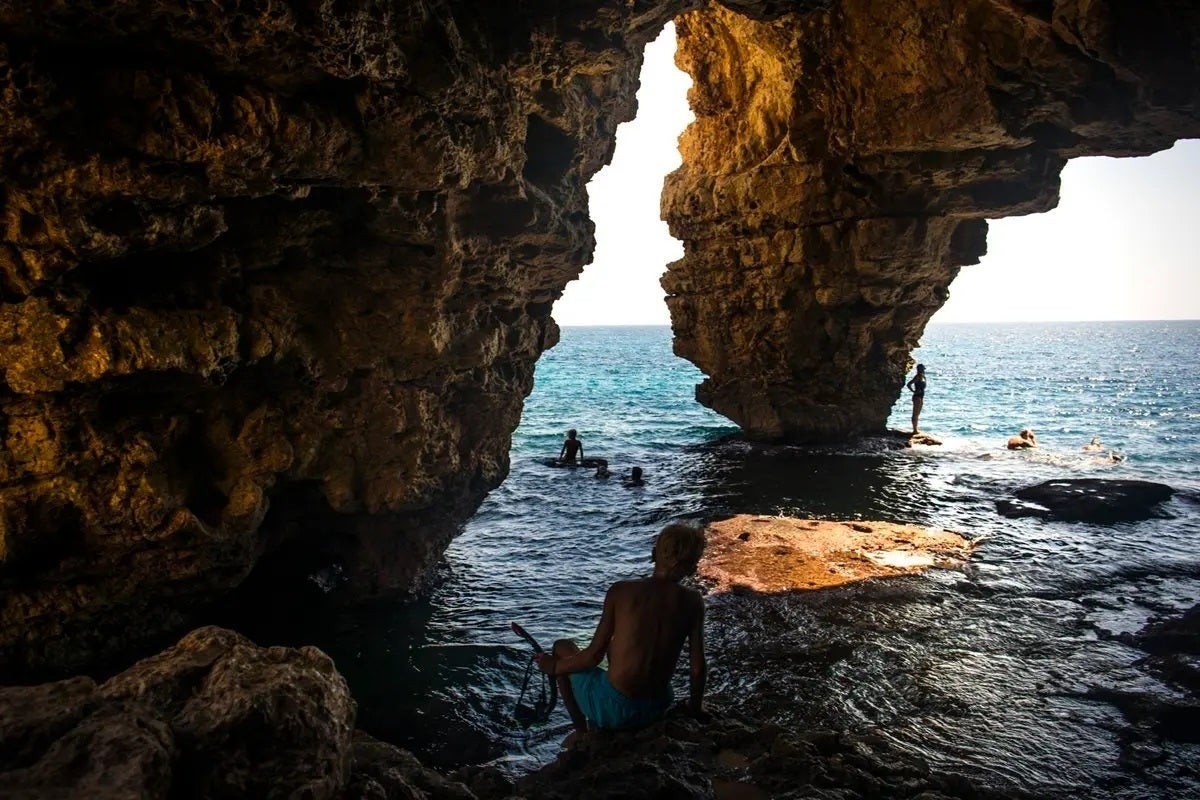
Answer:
[
  {"xmin": 623, "ymin": 467, "xmax": 644, "ymax": 487},
  {"xmin": 558, "ymin": 429, "xmax": 584, "ymax": 465},
  {"xmin": 905, "ymin": 364, "xmax": 927, "ymax": 434}
]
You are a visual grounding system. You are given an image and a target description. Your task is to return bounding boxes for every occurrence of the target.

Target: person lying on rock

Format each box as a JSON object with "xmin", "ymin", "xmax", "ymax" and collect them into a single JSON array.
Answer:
[
  {"xmin": 558, "ymin": 428, "xmax": 584, "ymax": 464},
  {"xmin": 535, "ymin": 523, "xmax": 707, "ymax": 734},
  {"xmin": 1007, "ymin": 429, "xmax": 1038, "ymax": 450}
]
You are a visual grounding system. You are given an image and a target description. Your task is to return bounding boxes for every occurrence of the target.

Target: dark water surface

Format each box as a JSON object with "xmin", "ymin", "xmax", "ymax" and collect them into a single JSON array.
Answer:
[{"xmin": 244, "ymin": 323, "xmax": 1200, "ymax": 798}]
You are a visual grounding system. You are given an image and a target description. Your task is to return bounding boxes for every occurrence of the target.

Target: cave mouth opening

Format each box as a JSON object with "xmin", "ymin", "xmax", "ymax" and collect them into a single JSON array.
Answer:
[
  {"xmin": 888, "ymin": 138, "xmax": 1200, "ymax": 434},
  {"xmin": 933, "ymin": 139, "xmax": 1200, "ymax": 327}
]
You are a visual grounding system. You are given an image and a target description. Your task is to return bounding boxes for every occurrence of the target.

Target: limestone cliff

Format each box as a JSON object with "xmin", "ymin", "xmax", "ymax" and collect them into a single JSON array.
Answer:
[
  {"xmin": 663, "ymin": 0, "xmax": 1200, "ymax": 440},
  {"xmin": 0, "ymin": 0, "xmax": 685, "ymax": 677}
]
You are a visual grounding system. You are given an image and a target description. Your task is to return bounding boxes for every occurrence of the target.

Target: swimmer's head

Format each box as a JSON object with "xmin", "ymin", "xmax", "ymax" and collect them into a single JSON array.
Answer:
[{"xmin": 631, "ymin": 466, "xmax": 643, "ymax": 479}]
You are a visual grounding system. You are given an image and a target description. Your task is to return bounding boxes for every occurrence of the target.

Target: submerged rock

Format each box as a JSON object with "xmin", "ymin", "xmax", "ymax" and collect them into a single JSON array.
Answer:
[{"xmin": 996, "ymin": 479, "xmax": 1174, "ymax": 523}]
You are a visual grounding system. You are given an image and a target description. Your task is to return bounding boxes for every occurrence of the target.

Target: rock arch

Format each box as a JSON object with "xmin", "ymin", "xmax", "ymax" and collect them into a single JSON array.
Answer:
[
  {"xmin": 0, "ymin": 0, "xmax": 1196, "ymax": 673},
  {"xmin": 663, "ymin": 0, "xmax": 1200, "ymax": 440}
]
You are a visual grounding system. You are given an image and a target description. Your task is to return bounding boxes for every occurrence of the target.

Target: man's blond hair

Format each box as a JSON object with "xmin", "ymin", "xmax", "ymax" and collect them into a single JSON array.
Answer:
[{"xmin": 652, "ymin": 523, "xmax": 706, "ymax": 577}]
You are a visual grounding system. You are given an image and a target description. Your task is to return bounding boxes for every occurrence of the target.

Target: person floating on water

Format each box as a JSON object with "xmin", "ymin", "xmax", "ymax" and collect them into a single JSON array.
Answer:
[
  {"xmin": 906, "ymin": 363, "xmax": 927, "ymax": 434},
  {"xmin": 1007, "ymin": 429, "xmax": 1038, "ymax": 450},
  {"xmin": 1082, "ymin": 436, "xmax": 1104, "ymax": 452},
  {"xmin": 534, "ymin": 523, "xmax": 707, "ymax": 734},
  {"xmin": 558, "ymin": 429, "xmax": 583, "ymax": 464},
  {"xmin": 623, "ymin": 466, "xmax": 644, "ymax": 487},
  {"xmin": 594, "ymin": 459, "xmax": 611, "ymax": 479}
]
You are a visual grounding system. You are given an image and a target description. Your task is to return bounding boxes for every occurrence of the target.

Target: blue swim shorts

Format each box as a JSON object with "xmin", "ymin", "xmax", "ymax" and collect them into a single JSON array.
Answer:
[{"xmin": 568, "ymin": 667, "xmax": 672, "ymax": 730}]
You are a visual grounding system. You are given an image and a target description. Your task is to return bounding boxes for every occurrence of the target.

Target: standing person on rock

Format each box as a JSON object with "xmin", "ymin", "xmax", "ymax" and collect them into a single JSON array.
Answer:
[
  {"xmin": 906, "ymin": 363, "xmax": 927, "ymax": 434},
  {"xmin": 535, "ymin": 523, "xmax": 707, "ymax": 735}
]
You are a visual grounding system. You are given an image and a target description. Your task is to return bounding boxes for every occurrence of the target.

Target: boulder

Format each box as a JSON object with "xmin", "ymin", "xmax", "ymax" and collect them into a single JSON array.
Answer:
[
  {"xmin": 996, "ymin": 479, "xmax": 1174, "ymax": 523},
  {"xmin": 0, "ymin": 627, "xmax": 358, "ymax": 800}
]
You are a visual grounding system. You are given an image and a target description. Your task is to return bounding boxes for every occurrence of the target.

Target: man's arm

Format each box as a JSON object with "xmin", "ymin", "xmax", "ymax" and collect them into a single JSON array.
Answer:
[
  {"xmin": 559, "ymin": 440, "xmax": 567, "ymax": 460},
  {"xmin": 535, "ymin": 585, "xmax": 616, "ymax": 676},
  {"xmin": 688, "ymin": 594, "xmax": 706, "ymax": 713}
]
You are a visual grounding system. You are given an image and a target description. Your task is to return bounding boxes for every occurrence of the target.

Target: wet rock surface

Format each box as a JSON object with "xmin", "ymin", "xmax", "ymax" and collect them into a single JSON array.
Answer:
[
  {"xmin": 506, "ymin": 711, "xmax": 1028, "ymax": 800},
  {"xmin": 995, "ymin": 479, "xmax": 1175, "ymax": 523},
  {"xmin": 700, "ymin": 515, "xmax": 972, "ymax": 594}
]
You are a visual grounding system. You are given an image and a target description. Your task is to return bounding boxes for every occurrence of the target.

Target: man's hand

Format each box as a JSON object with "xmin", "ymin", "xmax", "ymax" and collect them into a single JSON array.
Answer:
[{"xmin": 534, "ymin": 652, "xmax": 556, "ymax": 675}]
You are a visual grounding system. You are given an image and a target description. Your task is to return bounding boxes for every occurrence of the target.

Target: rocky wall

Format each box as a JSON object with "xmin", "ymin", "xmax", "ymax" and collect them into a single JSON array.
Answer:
[
  {"xmin": 663, "ymin": 0, "xmax": 1200, "ymax": 440},
  {"xmin": 0, "ymin": 0, "xmax": 689, "ymax": 677}
]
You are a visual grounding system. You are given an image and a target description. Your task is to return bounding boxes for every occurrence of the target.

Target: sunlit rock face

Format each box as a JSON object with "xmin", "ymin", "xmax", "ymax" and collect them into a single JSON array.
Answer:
[
  {"xmin": 663, "ymin": 0, "xmax": 1200, "ymax": 440},
  {"xmin": 0, "ymin": 1, "xmax": 687, "ymax": 677}
]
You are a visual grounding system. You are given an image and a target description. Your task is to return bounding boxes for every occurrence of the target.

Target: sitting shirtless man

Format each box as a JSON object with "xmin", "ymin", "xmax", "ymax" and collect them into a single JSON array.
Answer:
[{"xmin": 535, "ymin": 523, "xmax": 707, "ymax": 733}]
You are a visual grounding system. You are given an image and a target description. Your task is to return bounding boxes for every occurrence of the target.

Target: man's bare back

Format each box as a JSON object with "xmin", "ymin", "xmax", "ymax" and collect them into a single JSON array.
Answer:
[
  {"xmin": 605, "ymin": 578, "xmax": 703, "ymax": 699},
  {"xmin": 536, "ymin": 523, "xmax": 708, "ymax": 732}
]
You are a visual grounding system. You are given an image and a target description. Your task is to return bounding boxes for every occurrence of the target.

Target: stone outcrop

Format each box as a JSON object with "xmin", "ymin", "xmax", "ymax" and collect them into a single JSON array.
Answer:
[
  {"xmin": 700, "ymin": 514, "xmax": 972, "ymax": 593},
  {"xmin": 663, "ymin": 0, "xmax": 1200, "ymax": 440},
  {"xmin": 996, "ymin": 478, "xmax": 1175, "ymax": 522},
  {"xmin": 1, "ymin": 0, "xmax": 1199, "ymax": 676},
  {"xmin": 0, "ymin": 626, "xmax": 358, "ymax": 799}
]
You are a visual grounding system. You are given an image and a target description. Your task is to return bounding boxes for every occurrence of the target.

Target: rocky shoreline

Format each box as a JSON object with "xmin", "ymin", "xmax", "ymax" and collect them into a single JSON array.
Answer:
[{"xmin": 0, "ymin": 626, "xmax": 1034, "ymax": 800}]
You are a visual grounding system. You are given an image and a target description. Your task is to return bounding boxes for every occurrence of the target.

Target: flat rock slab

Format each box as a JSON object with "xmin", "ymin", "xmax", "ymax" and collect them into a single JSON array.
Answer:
[
  {"xmin": 699, "ymin": 515, "xmax": 973, "ymax": 594},
  {"xmin": 996, "ymin": 478, "xmax": 1174, "ymax": 523}
]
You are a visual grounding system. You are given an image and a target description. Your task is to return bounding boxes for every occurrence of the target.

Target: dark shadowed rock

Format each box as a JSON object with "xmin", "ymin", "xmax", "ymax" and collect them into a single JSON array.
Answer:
[
  {"xmin": 0, "ymin": 626, "xmax": 356, "ymax": 800},
  {"xmin": 996, "ymin": 479, "xmax": 1174, "ymax": 523},
  {"xmin": 513, "ymin": 710, "xmax": 1026, "ymax": 800}
]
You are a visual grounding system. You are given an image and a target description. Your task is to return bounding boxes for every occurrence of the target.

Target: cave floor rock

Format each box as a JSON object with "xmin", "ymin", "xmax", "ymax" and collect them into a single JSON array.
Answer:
[{"xmin": 699, "ymin": 515, "xmax": 974, "ymax": 594}]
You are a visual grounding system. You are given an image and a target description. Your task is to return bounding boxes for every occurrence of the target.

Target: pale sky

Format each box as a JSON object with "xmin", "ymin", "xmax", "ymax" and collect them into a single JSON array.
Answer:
[{"xmin": 553, "ymin": 24, "xmax": 1200, "ymax": 327}]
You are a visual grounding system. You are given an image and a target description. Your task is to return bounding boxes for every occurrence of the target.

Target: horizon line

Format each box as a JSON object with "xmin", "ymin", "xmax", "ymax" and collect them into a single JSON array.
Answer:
[{"xmin": 555, "ymin": 317, "xmax": 1200, "ymax": 327}]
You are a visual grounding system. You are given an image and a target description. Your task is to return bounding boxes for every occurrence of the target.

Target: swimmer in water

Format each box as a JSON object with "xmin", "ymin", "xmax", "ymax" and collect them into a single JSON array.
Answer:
[
  {"xmin": 622, "ymin": 466, "xmax": 644, "ymax": 487},
  {"xmin": 1007, "ymin": 429, "xmax": 1038, "ymax": 450},
  {"xmin": 594, "ymin": 459, "xmax": 611, "ymax": 479},
  {"xmin": 1082, "ymin": 436, "xmax": 1104, "ymax": 453}
]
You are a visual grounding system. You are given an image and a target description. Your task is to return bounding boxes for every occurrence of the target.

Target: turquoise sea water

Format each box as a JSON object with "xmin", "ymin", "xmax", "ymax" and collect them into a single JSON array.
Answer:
[{"xmin": 251, "ymin": 322, "xmax": 1199, "ymax": 797}]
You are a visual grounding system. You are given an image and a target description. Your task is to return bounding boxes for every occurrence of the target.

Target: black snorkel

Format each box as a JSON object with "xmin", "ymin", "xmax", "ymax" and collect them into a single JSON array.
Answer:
[{"xmin": 511, "ymin": 622, "xmax": 558, "ymax": 727}]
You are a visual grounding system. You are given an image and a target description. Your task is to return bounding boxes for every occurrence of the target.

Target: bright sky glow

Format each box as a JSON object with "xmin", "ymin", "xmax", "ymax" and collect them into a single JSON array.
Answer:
[{"xmin": 553, "ymin": 25, "xmax": 1200, "ymax": 327}]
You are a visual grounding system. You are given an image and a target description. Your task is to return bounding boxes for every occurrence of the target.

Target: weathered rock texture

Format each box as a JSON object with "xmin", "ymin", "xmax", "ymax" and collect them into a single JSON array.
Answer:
[
  {"xmin": 663, "ymin": 0, "xmax": 1200, "ymax": 440},
  {"xmin": 0, "ymin": 626, "xmax": 358, "ymax": 799},
  {"xmin": 2, "ymin": 0, "xmax": 1199, "ymax": 676},
  {"xmin": 700, "ymin": 514, "xmax": 972, "ymax": 594},
  {"xmin": 0, "ymin": 0, "xmax": 692, "ymax": 677}
]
